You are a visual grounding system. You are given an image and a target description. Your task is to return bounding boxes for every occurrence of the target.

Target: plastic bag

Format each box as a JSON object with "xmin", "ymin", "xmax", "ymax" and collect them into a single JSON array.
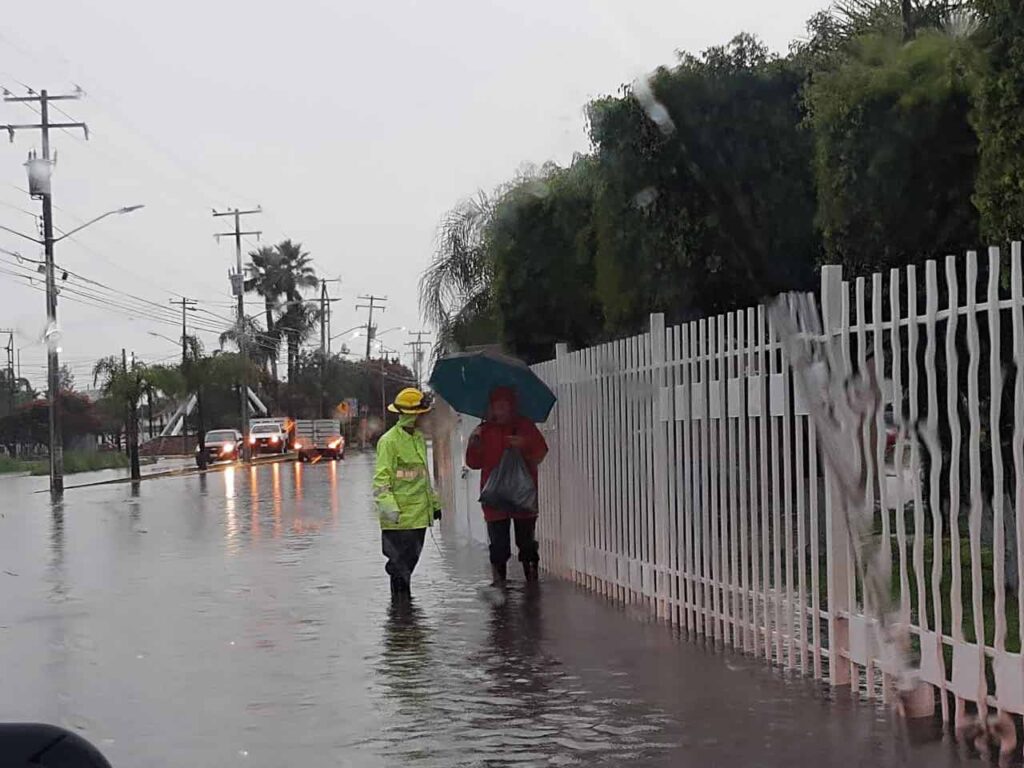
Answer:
[{"xmin": 479, "ymin": 447, "xmax": 538, "ymax": 513}]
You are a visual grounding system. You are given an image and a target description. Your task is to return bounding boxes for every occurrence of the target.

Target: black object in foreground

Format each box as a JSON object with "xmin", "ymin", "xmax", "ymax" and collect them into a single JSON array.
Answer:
[
  {"xmin": 478, "ymin": 447, "xmax": 537, "ymax": 513},
  {"xmin": 0, "ymin": 724, "xmax": 113, "ymax": 768}
]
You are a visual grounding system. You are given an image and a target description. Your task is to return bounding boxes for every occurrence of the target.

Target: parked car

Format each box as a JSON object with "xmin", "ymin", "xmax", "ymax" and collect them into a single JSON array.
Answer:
[
  {"xmin": 196, "ymin": 429, "xmax": 243, "ymax": 467},
  {"xmin": 248, "ymin": 422, "xmax": 289, "ymax": 455},
  {"xmin": 294, "ymin": 419, "xmax": 344, "ymax": 462}
]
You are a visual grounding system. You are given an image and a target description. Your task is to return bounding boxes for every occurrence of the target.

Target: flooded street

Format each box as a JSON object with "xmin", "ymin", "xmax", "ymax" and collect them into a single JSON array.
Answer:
[{"xmin": 0, "ymin": 455, "xmax": 962, "ymax": 767}]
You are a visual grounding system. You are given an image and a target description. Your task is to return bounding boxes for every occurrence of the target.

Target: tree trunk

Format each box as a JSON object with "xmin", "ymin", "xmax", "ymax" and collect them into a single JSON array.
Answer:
[
  {"xmin": 288, "ymin": 335, "xmax": 298, "ymax": 381},
  {"xmin": 265, "ymin": 297, "xmax": 279, "ymax": 382},
  {"xmin": 901, "ymin": 0, "xmax": 913, "ymax": 41}
]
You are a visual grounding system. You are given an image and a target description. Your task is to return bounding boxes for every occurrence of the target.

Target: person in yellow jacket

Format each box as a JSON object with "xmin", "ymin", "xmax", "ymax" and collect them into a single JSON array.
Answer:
[{"xmin": 374, "ymin": 387, "xmax": 442, "ymax": 597}]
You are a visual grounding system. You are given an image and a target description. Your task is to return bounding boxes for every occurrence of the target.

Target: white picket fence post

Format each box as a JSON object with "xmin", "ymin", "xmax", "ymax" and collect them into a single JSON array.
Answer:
[{"xmin": 820, "ymin": 264, "xmax": 853, "ymax": 688}]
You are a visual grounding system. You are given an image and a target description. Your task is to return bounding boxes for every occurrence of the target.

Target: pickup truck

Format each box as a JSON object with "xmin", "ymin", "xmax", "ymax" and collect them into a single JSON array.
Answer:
[
  {"xmin": 293, "ymin": 419, "xmax": 345, "ymax": 462},
  {"xmin": 247, "ymin": 421, "xmax": 289, "ymax": 455}
]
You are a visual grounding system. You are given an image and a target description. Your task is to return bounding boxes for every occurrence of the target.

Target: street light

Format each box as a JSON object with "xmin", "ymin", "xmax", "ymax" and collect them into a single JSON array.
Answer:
[
  {"xmin": 147, "ymin": 330, "xmax": 181, "ymax": 347},
  {"xmin": 52, "ymin": 205, "xmax": 145, "ymax": 243},
  {"xmin": 330, "ymin": 324, "xmax": 365, "ymax": 343}
]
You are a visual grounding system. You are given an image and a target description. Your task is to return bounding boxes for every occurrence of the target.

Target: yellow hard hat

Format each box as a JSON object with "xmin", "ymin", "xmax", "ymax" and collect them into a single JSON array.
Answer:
[{"xmin": 388, "ymin": 387, "xmax": 433, "ymax": 414}]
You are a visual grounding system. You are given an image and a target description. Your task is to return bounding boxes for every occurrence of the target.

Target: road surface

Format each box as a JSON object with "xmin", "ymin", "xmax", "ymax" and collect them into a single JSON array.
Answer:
[{"xmin": 0, "ymin": 455, "xmax": 965, "ymax": 766}]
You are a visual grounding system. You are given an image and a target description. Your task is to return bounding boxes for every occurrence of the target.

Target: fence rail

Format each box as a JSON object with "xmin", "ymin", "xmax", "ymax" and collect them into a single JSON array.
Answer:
[{"xmin": 437, "ymin": 245, "xmax": 1024, "ymax": 732}]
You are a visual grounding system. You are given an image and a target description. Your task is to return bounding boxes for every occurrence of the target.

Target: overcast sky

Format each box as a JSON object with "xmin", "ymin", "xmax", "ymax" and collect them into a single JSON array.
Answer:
[{"xmin": 0, "ymin": 0, "xmax": 825, "ymax": 391}]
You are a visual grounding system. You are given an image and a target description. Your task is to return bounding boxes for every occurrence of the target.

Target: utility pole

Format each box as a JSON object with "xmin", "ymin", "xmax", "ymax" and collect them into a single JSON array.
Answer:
[
  {"xmin": 319, "ymin": 278, "xmax": 342, "ymax": 356},
  {"xmin": 172, "ymin": 297, "xmax": 197, "ymax": 452},
  {"xmin": 213, "ymin": 207, "xmax": 261, "ymax": 458},
  {"xmin": 356, "ymin": 294, "xmax": 387, "ymax": 360},
  {"xmin": 172, "ymin": 297, "xmax": 198, "ymax": 364},
  {"xmin": 2, "ymin": 88, "xmax": 88, "ymax": 500},
  {"xmin": 406, "ymin": 330, "xmax": 431, "ymax": 389},
  {"xmin": 316, "ymin": 279, "xmax": 341, "ymax": 419},
  {"xmin": 123, "ymin": 348, "xmax": 140, "ymax": 481},
  {"xmin": 2, "ymin": 330, "xmax": 14, "ymax": 455}
]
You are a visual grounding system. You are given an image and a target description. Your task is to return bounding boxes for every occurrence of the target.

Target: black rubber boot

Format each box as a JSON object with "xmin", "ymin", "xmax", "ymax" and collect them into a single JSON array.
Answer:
[
  {"xmin": 490, "ymin": 563, "xmax": 507, "ymax": 587},
  {"xmin": 390, "ymin": 575, "xmax": 410, "ymax": 597},
  {"xmin": 523, "ymin": 562, "xmax": 539, "ymax": 583}
]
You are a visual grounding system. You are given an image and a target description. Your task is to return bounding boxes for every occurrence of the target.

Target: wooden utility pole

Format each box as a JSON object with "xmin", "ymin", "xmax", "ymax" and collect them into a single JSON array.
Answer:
[
  {"xmin": 317, "ymin": 278, "xmax": 340, "ymax": 418},
  {"xmin": 2, "ymin": 330, "xmax": 14, "ymax": 455},
  {"xmin": 213, "ymin": 207, "xmax": 261, "ymax": 457},
  {"xmin": 1, "ymin": 88, "xmax": 88, "ymax": 499},
  {"xmin": 356, "ymin": 294, "xmax": 387, "ymax": 360},
  {"xmin": 172, "ymin": 297, "xmax": 197, "ymax": 452},
  {"xmin": 406, "ymin": 330, "xmax": 431, "ymax": 389}
]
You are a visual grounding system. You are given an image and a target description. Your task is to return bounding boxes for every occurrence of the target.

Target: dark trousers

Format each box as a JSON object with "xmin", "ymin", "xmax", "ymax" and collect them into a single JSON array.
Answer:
[
  {"xmin": 382, "ymin": 529, "xmax": 426, "ymax": 585},
  {"xmin": 487, "ymin": 517, "xmax": 539, "ymax": 565}
]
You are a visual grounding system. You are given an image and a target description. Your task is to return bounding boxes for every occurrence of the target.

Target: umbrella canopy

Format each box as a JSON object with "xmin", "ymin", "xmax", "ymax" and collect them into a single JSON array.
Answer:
[{"xmin": 428, "ymin": 350, "xmax": 556, "ymax": 423}]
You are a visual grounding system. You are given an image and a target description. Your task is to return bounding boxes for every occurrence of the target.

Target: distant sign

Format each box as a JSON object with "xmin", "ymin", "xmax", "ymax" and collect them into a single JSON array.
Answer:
[{"xmin": 337, "ymin": 398, "xmax": 359, "ymax": 419}]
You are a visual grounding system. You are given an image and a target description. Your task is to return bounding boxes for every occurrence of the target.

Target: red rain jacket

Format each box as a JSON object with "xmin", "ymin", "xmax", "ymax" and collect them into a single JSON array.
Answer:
[{"xmin": 465, "ymin": 408, "xmax": 548, "ymax": 523}]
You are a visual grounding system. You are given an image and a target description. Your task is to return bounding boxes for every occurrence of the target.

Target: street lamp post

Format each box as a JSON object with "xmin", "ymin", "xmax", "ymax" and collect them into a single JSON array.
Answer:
[{"xmin": 2, "ymin": 204, "xmax": 144, "ymax": 499}]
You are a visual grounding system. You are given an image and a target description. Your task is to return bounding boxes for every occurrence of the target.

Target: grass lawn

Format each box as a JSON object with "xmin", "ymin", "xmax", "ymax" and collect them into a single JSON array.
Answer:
[{"xmin": 0, "ymin": 451, "xmax": 146, "ymax": 476}]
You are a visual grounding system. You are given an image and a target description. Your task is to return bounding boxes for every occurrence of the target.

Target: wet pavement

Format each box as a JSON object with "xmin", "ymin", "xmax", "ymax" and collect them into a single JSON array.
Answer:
[{"xmin": 0, "ymin": 454, "xmax": 968, "ymax": 766}]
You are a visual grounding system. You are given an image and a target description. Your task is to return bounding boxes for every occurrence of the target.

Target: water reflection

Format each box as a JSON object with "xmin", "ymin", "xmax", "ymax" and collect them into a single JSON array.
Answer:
[
  {"xmin": 249, "ymin": 465, "xmax": 260, "ymax": 542},
  {"xmin": 223, "ymin": 466, "xmax": 238, "ymax": 554},
  {"xmin": 271, "ymin": 463, "xmax": 282, "ymax": 538},
  {"xmin": 380, "ymin": 600, "xmax": 432, "ymax": 708},
  {"xmin": 48, "ymin": 505, "xmax": 66, "ymax": 602},
  {"xmin": 293, "ymin": 461, "xmax": 303, "ymax": 501},
  {"xmin": 328, "ymin": 461, "xmax": 338, "ymax": 522}
]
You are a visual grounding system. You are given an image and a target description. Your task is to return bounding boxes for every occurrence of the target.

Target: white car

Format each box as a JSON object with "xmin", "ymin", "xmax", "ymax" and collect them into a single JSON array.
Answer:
[{"xmin": 248, "ymin": 422, "xmax": 289, "ymax": 455}]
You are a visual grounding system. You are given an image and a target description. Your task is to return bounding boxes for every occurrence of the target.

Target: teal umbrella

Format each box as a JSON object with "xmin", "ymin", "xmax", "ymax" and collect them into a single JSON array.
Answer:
[{"xmin": 428, "ymin": 350, "xmax": 556, "ymax": 423}]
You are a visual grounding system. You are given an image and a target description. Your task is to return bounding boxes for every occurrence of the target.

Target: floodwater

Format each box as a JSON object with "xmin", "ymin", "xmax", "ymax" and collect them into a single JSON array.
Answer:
[{"xmin": 0, "ymin": 455, "xmax": 966, "ymax": 766}]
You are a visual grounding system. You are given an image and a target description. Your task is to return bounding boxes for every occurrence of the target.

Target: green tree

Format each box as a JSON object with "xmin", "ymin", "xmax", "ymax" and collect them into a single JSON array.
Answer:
[
  {"xmin": 277, "ymin": 303, "xmax": 320, "ymax": 381},
  {"xmin": 972, "ymin": 0, "xmax": 1024, "ymax": 244},
  {"xmin": 2, "ymin": 392, "xmax": 100, "ymax": 451},
  {"xmin": 274, "ymin": 239, "xmax": 319, "ymax": 300},
  {"xmin": 149, "ymin": 337, "xmax": 256, "ymax": 466},
  {"xmin": 587, "ymin": 33, "xmax": 819, "ymax": 332},
  {"xmin": 805, "ymin": 28, "xmax": 983, "ymax": 274},
  {"xmin": 93, "ymin": 355, "xmax": 149, "ymax": 479},
  {"xmin": 245, "ymin": 245, "xmax": 286, "ymax": 381},
  {"xmin": 58, "ymin": 364, "xmax": 75, "ymax": 392},
  {"xmin": 488, "ymin": 159, "xmax": 604, "ymax": 363}
]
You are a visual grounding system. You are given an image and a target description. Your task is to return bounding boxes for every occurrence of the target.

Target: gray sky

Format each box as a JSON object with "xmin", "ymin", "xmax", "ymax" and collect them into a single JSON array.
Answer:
[{"xmin": 0, "ymin": 0, "xmax": 825, "ymax": 391}]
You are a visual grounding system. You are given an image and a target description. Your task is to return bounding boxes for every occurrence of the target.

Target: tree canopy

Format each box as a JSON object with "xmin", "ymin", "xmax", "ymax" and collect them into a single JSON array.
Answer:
[{"xmin": 422, "ymin": 1, "xmax": 1022, "ymax": 364}]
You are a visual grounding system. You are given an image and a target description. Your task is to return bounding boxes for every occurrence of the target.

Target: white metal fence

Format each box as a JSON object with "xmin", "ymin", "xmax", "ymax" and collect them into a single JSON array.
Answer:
[{"xmin": 437, "ymin": 245, "xmax": 1024, "ymax": 729}]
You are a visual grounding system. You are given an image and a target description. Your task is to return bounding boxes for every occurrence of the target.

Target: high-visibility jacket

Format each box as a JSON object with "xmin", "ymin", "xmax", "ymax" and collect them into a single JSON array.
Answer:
[{"xmin": 373, "ymin": 423, "xmax": 441, "ymax": 530}]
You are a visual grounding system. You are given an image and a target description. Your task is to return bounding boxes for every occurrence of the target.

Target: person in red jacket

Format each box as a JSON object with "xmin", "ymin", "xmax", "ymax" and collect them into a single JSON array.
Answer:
[{"xmin": 465, "ymin": 386, "xmax": 548, "ymax": 585}]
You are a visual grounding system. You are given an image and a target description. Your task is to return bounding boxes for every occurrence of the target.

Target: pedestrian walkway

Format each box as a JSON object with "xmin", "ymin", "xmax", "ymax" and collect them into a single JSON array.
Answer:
[{"xmin": 0, "ymin": 455, "xmax": 963, "ymax": 766}]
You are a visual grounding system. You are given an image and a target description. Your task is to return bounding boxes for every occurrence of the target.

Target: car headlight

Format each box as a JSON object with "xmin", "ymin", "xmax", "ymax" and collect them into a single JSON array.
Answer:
[
  {"xmin": 270, "ymin": 435, "xmax": 279, "ymax": 443},
  {"xmin": 221, "ymin": 442, "xmax": 235, "ymax": 454}
]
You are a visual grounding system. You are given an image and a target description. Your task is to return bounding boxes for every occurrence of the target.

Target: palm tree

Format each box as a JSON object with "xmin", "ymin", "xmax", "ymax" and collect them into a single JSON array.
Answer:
[
  {"xmin": 274, "ymin": 239, "xmax": 318, "ymax": 302},
  {"xmin": 419, "ymin": 191, "xmax": 497, "ymax": 359},
  {"xmin": 93, "ymin": 355, "xmax": 149, "ymax": 480},
  {"xmin": 832, "ymin": 0, "xmax": 971, "ymax": 39},
  {"xmin": 277, "ymin": 302, "xmax": 320, "ymax": 381},
  {"xmin": 245, "ymin": 246, "xmax": 286, "ymax": 381},
  {"xmin": 218, "ymin": 317, "xmax": 277, "ymax": 372}
]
